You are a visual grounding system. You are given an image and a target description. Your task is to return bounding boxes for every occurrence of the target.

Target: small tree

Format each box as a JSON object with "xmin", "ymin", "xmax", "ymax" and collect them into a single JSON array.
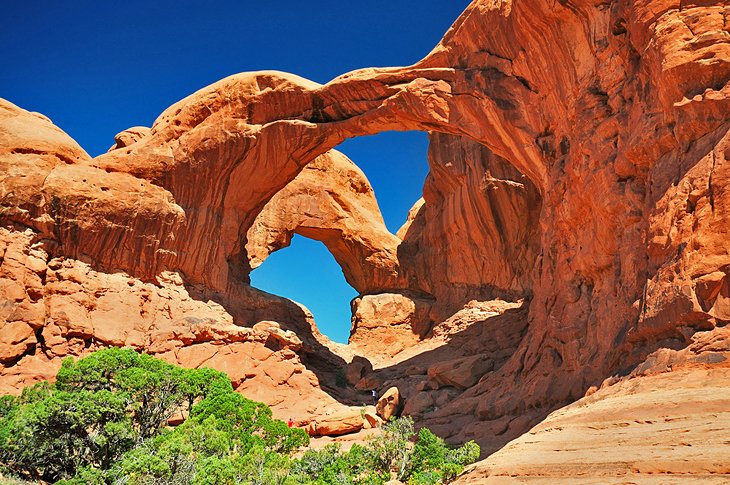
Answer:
[
  {"xmin": 1, "ymin": 389, "xmax": 134, "ymax": 481},
  {"xmin": 0, "ymin": 349, "xmax": 272, "ymax": 482},
  {"xmin": 55, "ymin": 348, "xmax": 230, "ymax": 440},
  {"xmin": 367, "ymin": 416, "xmax": 415, "ymax": 481}
]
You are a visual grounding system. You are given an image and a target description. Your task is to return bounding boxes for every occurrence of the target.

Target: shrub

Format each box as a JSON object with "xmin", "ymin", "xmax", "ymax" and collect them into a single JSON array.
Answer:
[
  {"xmin": 0, "ymin": 349, "xmax": 306, "ymax": 483},
  {"xmin": 291, "ymin": 416, "xmax": 480, "ymax": 484},
  {"xmin": 0, "ymin": 388, "xmax": 134, "ymax": 481},
  {"xmin": 0, "ymin": 349, "xmax": 477, "ymax": 484},
  {"xmin": 366, "ymin": 416, "xmax": 415, "ymax": 481},
  {"xmin": 55, "ymin": 348, "xmax": 231, "ymax": 439}
]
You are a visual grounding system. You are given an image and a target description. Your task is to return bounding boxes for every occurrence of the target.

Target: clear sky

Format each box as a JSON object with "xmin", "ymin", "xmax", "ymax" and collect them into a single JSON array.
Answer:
[{"xmin": 1, "ymin": 0, "xmax": 471, "ymax": 343}]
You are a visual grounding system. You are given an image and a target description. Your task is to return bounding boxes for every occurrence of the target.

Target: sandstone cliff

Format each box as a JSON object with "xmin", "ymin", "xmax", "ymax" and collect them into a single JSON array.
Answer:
[
  {"xmin": 455, "ymin": 327, "xmax": 730, "ymax": 483},
  {"xmin": 1, "ymin": 0, "xmax": 729, "ymax": 481}
]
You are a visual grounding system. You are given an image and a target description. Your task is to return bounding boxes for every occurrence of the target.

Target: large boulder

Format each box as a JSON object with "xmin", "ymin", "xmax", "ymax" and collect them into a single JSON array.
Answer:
[
  {"xmin": 350, "ymin": 293, "xmax": 433, "ymax": 361},
  {"xmin": 306, "ymin": 407, "xmax": 366, "ymax": 437},
  {"xmin": 376, "ymin": 386, "xmax": 401, "ymax": 421}
]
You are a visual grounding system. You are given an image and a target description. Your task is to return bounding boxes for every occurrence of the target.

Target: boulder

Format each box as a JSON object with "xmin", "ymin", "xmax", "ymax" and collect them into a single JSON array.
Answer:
[
  {"xmin": 402, "ymin": 391, "xmax": 435, "ymax": 416},
  {"xmin": 306, "ymin": 407, "xmax": 365, "ymax": 437},
  {"xmin": 427, "ymin": 355, "xmax": 494, "ymax": 390},
  {"xmin": 350, "ymin": 293, "xmax": 433, "ymax": 360},
  {"xmin": 376, "ymin": 386, "xmax": 401, "ymax": 421}
]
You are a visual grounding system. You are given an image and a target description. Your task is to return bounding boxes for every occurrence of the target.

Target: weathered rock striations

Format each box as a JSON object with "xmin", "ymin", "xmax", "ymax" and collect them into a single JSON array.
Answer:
[
  {"xmin": 398, "ymin": 132, "xmax": 542, "ymax": 319},
  {"xmin": 0, "ymin": 0, "xmax": 729, "ymax": 479},
  {"xmin": 454, "ymin": 327, "xmax": 730, "ymax": 483}
]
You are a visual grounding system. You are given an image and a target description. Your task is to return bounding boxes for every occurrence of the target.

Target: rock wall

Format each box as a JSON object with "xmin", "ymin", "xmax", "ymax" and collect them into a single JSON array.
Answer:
[
  {"xmin": 398, "ymin": 132, "xmax": 542, "ymax": 319},
  {"xmin": 455, "ymin": 327, "xmax": 730, "ymax": 482},
  {"xmin": 0, "ymin": 224, "xmax": 353, "ymax": 424},
  {"xmin": 0, "ymin": 0, "xmax": 729, "ymax": 465}
]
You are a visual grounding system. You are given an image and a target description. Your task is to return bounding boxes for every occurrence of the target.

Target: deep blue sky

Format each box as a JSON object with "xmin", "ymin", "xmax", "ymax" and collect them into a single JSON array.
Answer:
[{"xmin": 1, "ymin": 0, "xmax": 470, "ymax": 343}]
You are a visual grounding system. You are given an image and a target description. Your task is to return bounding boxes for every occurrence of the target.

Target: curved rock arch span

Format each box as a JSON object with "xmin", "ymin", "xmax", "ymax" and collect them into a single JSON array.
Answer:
[{"xmin": 0, "ymin": 0, "xmax": 728, "ymax": 466}]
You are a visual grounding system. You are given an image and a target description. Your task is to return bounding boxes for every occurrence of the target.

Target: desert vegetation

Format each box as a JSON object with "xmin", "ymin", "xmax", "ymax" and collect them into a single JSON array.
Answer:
[{"xmin": 0, "ymin": 349, "xmax": 478, "ymax": 484}]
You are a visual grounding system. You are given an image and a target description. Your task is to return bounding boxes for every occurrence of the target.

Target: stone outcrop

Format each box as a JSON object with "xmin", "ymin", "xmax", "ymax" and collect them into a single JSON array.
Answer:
[
  {"xmin": 455, "ymin": 327, "xmax": 730, "ymax": 483},
  {"xmin": 0, "ymin": 224, "xmax": 343, "ymax": 424},
  {"xmin": 306, "ymin": 406, "xmax": 377, "ymax": 437},
  {"xmin": 0, "ymin": 0, "xmax": 729, "ymax": 478},
  {"xmin": 427, "ymin": 355, "xmax": 494, "ymax": 390},
  {"xmin": 346, "ymin": 300, "xmax": 531, "ymax": 453},
  {"xmin": 349, "ymin": 293, "xmax": 433, "ymax": 360},
  {"xmin": 108, "ymin": 126, "xmax": 150, "ymax": 152}
]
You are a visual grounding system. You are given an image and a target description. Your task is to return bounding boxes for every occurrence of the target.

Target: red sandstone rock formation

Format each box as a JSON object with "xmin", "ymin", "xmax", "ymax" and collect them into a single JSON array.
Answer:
[
  {"xmin": 1, "ymin": 0, "xmax": 729, "ymax": 480},
  {"xmin": 454, "ymin": 327, "xmax": 730, "ymax": 483},
  {"xmin": 246, "ymin": 149, "xmax": 403, "ymax": 294},
  {"xmin": 108, "ymin": 126, "xmax": 150, "ymax": 152},
  {"xmin": 398, "ymin": 132, "xmax": 541, "ymax": 319}
]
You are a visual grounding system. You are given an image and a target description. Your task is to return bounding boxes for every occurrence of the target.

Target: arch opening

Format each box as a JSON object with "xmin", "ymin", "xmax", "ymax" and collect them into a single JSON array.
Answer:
[
  {"xmin": 337, "ymin": 130, "xmax": 430, "ymax": 234},
  {"xmin": 250, "ymin": 234, "xmax": 358, "ymax": 344},
  {"xmin": 246, "ymin": 130, "xmax": 431, "ymax": 344},
  {"xmin": 245, "ymin": 127, "xmax": 543, "ymax": 346}
]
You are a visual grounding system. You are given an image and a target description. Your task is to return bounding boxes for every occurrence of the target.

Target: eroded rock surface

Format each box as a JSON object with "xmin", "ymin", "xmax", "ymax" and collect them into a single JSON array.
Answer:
[
  {"xmin": 0, "ymin": 224, "xmax": 345, "ymax": 427},
  {"xmin": 455, "ymin": 328, "xmax": 730, "ymax": 483},
  {"xmin": 350, "ymin": 293, "xmax": 433, "ymax": 361},
  {"xmin": 0, "ymin": 0, "xmax": 729, "ymax": 479}
]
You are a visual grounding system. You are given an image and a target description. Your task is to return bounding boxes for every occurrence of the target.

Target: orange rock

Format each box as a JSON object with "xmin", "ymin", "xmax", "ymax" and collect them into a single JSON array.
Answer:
[
  {"xmin": 307, "ymin": 407, "xmax": 366, "ymax": 437},
  {"xmin": 402, "ymin": 391, "xmax": 435, "ymax": 417},
  {"xmin": 350, "ymin": 293, "xmax": 432, "ymax": 360},
  {"xmin": 345, "ymin": 355, "xmax": 373, "ymax": 386},
  {"xmin": 427, "ymin": 355, "xmax": 494, "ymax": 390},
  {"xmin": 246, "ymin": 150, "xmax": 404, "ymax": 294},
  {"xmin": 107, "ymin": 126, "xmax": 150, "ymax": 152},
  {"xmin": 361, "ymin": 405, "xmax": 382, "ymax": 429},
  {"xmin": 0, "ymin": 1, "xmax": 728, "ymax": 474},
  {"xmin": 375, "ymin": 386, "xmax": 401, "ymax": 422},
  {"xmin": 0, "ymin": 321, "xmax": 35, "ymax": 363},
  {"xmin": 455, "ymin": 364, "xmax": 730, "ymax": 483}
]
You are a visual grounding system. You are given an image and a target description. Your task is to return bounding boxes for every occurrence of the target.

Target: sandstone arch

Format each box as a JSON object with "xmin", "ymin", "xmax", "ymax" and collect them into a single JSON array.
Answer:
[
  {"xmin": 245, "ymin": 149, "xmax": 404, "ymax": 295},
  {"xmin": 84, "ymin": 63, "xmax": 546, "ymax": 295},
  {"xmin": 0, "ymin": 0, "xmax": 728, "ymax": 465}
]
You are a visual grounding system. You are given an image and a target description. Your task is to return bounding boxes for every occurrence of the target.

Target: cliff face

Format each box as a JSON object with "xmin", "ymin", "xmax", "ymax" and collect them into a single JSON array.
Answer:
[
  {"xmin": 398, "ymin": 132, "xmax": 542, "ymax": 318},
  {"xmin": 455, "ymin": 327, "xmax": 730, "ymax": 483},
  {"xmin": 1, "ymin": 0, "xmax": 729, "ymax": 474}
]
